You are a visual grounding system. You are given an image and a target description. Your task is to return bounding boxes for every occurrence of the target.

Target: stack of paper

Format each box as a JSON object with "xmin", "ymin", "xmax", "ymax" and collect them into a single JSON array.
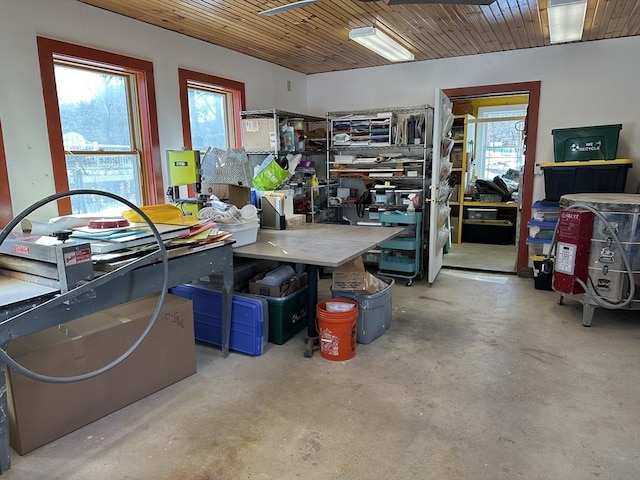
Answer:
[{"xmin": 72, "ymin": 223, "xmax": 191, "ymax": 253}]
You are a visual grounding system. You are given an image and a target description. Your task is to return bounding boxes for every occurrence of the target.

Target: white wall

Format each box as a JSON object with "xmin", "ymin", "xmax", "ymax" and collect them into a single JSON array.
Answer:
[
  {"xmin": 0, "ymin": 0, "xmax": 307, "ymax": 216},
  {"xmin": 307, "ymin": 37, "xmax": 640, "ymax": 201}
]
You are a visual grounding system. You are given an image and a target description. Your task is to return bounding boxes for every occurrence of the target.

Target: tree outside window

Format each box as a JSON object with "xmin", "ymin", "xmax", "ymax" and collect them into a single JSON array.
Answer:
[
  {"xmin": 474, "ymin": 104, "xmax": 527, "ymax": 181},
  {"xmin": 55, "ymin": 63, "xmax": 142, "ymax": 214},
  {"xmin": 37, "ymin": 37, "xmax": 163, "ymax": 216},
  {"xmin": 177, "ymin": 69, "xmax": 245, "ymax": 197}
]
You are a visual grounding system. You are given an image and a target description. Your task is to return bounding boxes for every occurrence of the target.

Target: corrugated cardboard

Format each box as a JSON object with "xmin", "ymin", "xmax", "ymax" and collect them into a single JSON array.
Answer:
[
  {"xmin": 241, "ymin": 118, "xmax": 277, "ymax": 151},
  {"xmin": 6, "ymin": 293, "xmax": 195, "ymax": 455},
  {"xmin": 201, "ymin": 183, "xmax": 251, "ymax": 208},
  {"xmin": 332, "ymin": 257, "xmax": 379, "ymax": 294}
]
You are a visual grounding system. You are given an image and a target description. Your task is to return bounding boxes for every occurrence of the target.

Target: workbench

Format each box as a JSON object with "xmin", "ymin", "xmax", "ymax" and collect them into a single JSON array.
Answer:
[
  {"xmin": 233, "ymin": 223, "xmax": 403, "ymax": 356},
  {"xmin": 0, "ymin": 241, "xmax": 234, "ymax": 473}
]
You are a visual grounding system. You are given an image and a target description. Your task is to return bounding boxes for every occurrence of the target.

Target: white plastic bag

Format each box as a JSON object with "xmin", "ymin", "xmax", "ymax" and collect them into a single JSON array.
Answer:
[{"xmin": 201, "ymin": 147, "xmax": 253, "ymax": 187}]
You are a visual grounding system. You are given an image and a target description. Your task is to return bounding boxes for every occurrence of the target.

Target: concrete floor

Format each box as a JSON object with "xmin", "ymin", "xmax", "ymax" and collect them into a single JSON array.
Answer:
[
  {"xmin": 443, "ymin": 242, "xmax": 518, "ymax": 273},
  {"xmin": 6, "ymin": 270, "xmax": 640, "ymax": 480}
]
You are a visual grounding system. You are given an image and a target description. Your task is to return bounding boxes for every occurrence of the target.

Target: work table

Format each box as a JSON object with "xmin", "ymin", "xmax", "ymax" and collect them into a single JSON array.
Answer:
[{"xmin": 234, "ymin": 223, "xmax": 403, "ymax": 357}]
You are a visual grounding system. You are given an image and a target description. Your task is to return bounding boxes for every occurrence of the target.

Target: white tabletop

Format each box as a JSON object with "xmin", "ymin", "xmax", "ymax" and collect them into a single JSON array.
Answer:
[{"xmin": 233, "ymin": 224, "xmax": 403, "ymax": 268}]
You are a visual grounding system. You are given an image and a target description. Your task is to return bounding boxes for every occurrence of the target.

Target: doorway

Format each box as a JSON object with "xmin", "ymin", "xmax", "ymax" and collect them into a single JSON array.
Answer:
[{"xmin": 441, "ymin": 82, "xmax": 541, "ymax": 276}]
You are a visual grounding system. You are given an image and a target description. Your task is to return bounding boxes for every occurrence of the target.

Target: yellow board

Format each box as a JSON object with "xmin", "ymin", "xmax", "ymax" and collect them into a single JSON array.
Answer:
[
  {"xmin": 167, "ymin": 150, "xmax": 199, "ymax": 186},
  {"xmin": 540, "ymin": 159, "xmax": 633, "ymax": 168}
]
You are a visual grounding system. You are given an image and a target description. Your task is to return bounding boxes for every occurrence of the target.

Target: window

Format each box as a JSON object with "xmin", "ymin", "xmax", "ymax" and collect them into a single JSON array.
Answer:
[
  {"xmin": 474, "ymin": 104, "xmax": 527, "ymax": 181},
  {"xmin": 177, "ymin": 69, "xmax": 244, "ymax": 196},
  {"xmin": 178, "ymin": 69, "xmax": 244, "ymax": 153},
  {"xmin": 55, "ymin": 63, "xmax": 143, "ymax": 214},
  {"xmin": 38, "ymin": 37, "xmax": 163, "ymax": 215},
  {"xmin": 186, "ymin": 83, "xmax": 234, "ymax": 151}
]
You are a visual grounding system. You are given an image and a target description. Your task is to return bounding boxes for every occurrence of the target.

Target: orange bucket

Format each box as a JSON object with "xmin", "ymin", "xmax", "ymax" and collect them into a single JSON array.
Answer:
[{"xmin": 316, "ymin": 298, "xmax": 358, "ymax": 361}]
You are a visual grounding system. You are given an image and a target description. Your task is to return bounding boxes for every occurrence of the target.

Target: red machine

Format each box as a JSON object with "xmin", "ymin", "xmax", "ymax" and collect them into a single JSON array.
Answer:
[{"xmin": 552, "ymin": 209, "xmax": 594, "ymax": 295}]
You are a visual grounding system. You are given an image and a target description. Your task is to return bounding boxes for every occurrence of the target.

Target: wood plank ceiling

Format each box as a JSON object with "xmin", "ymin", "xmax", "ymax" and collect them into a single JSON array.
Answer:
[{"xmin": 78, "ymin": 0, "xmax": 640, "ymax": 74}]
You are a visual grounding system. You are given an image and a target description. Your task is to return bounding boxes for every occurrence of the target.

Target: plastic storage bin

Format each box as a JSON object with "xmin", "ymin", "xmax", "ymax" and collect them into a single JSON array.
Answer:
[
  {"xmin": 221, "ymin": 219, "xmax": 260, "ymax": 248},
  {"xmin": 260, "ymin": 286, "xmax": 308, "ymax": 345},
  {"xmin": 462, "ymin": 219, "xmax": 514, "ymax": 245},
  {"xmin": 531, "ymin": 201, "xmax": 560, "ymax": 222},
  {"xmin": 552, "ymin": 124, "xmax": 622, "ymax": 161},
  {"xmin": 526, "ymin": 237, "xmax": 552, "ymax": 257},
  {"xmin": 478, "ymin": 194, "xmax": 502, "ymax": 202},
  {"xmin": 527, "ymin": 219, "xmax": 557, "ymax": 240},
  {"xmin": 169, "ymin": 284, "xmax": 268, "ymax": 356},
  {"xmin": 541, "ymin": 159, "xmax": 632, "ymax": 202},
  {"xmin": 467, "ymin": 208, "xmax": 498, "ymax": 220},
  {"xmin": 332, "ymin": 276, "xmax": 394, "ymax": 344}
]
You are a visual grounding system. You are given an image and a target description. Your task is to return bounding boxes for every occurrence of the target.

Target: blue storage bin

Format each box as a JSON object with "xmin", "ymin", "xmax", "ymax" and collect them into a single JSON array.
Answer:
[
  {"xmin": 527, "ymin": 219, "xmax": 558, "ymax": 240},
  {"xmin": 169, "ymin": 284, "xmax": 268, "ymax": 356}
]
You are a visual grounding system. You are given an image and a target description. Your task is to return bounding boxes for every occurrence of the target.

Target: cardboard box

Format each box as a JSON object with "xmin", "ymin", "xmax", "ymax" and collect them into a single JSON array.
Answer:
[
  {"xmin": 285, "ymin": 213, "xmax": 306, "ymax": 229},
  {"xmin": 201, "ymin": 183, "xmax": 251, "ymax": 208},
  {"xmin": 332, "ymin": 257, "xmax": 381, "ymax": 294},
  {"xmin": 6, "ymin": 293, "xmax": 196, "ymax": 455},
  {"xmin": 241, "ymin": 117, "xmax": 277, "ymax": 151},
  {"xmin": 249, "ymin": 271, "xmax": 308, "ymax": 297}
]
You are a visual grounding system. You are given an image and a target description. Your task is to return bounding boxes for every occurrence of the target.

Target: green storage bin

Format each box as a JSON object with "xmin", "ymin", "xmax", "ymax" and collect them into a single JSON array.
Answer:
[
  {"xmin": 262, "ymin": 286, "xmax": 308, "ymax": 345},
  {"xmin": 552, "ymin": 124, "xmax": 622, "ymax": 161}
]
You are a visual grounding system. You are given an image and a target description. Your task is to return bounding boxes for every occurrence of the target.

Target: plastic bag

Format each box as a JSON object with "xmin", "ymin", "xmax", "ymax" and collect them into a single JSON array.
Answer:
[
  {"xmin": 252, "ymin": 154, "xmax": 288, "ymax": 191},
  {"xmin": 326, "ymin": 302, "xmax": 355, "ymax": 312},
  {"xmin": 201, "ymin": 147, "xmax": 253, "ymax": 186},
  {"xmin": 436, "ymin": 226, "xmax": 449, "ymax": 249},
  {"xmin": 437, "ymin": 205, "xmax": 451, "ymax": 228}
]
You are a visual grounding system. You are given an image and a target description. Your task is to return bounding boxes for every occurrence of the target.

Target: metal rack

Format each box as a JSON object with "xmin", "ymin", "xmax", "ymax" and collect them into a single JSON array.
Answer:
[
  {"xmin": 240, "ymin": 109, "xmax": 328, "ymax": 222},
  {"xmin": 325, "ymin": 105, "xmax": 434, "ymax": 272}
]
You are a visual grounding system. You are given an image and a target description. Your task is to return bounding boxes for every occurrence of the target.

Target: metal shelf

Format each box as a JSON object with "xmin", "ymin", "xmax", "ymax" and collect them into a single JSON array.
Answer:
[
  {"xmin": 330, "ymin": 143, "xmax": 428, "ymax": 150},
  {"xmin": 240, "ymin": 109, "xmax": 324, "ymax": 123},
  {"xmin": 328, "ymin": 105, "xmax": 430, "ymax": 117}
]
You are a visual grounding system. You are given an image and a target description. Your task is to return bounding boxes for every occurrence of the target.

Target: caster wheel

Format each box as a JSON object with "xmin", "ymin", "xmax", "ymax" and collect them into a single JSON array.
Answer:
[{"xmin": 406, "ymin": 279, "xmax": 413, "ymax": 286}]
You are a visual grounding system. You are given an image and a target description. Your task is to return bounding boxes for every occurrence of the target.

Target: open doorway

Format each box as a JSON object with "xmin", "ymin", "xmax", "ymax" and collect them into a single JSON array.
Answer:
[{"xmin": 441, "ymin": 82, "xmax": 541, "ymax": 276}]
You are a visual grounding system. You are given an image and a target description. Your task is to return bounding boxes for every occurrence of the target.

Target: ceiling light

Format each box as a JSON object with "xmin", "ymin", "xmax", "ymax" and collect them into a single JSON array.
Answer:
[
  {"xmin": 547, "ymin": 0, "xmax": 587, "ymax": 44},
  {"xmin": 349, "ymin": 26, "xmax": 415, "ymax": 62}
]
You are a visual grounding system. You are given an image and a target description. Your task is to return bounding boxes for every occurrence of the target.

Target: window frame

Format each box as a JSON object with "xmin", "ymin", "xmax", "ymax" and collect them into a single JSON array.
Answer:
[
  {"xmin": 177, "ymin": 69, "xmax": 245, "ymax": 197},
  {"xmin": 37, "ymin": 36, "xmax": 163, "ymax": 215},
  {"xmin": 0, "ymin": 121, "xmax": 13, "ymax": 228},
  {"xmin": 178, "ymin": 68, "xmax": 245, "ymax": 151},
  {"xmin": 444, "ymin": 81, "xmax": 541, "ymax": 276}
]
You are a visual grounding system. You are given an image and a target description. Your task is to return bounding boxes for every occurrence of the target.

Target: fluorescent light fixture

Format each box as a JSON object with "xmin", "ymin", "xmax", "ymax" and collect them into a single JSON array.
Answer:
[
  {"xmin": 349, "ymin": 26, "xmax": 415, "ymax": 62},
  {"xmin": 548, "ymin": 0, "xmax": 587, "ymax": 44}
]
